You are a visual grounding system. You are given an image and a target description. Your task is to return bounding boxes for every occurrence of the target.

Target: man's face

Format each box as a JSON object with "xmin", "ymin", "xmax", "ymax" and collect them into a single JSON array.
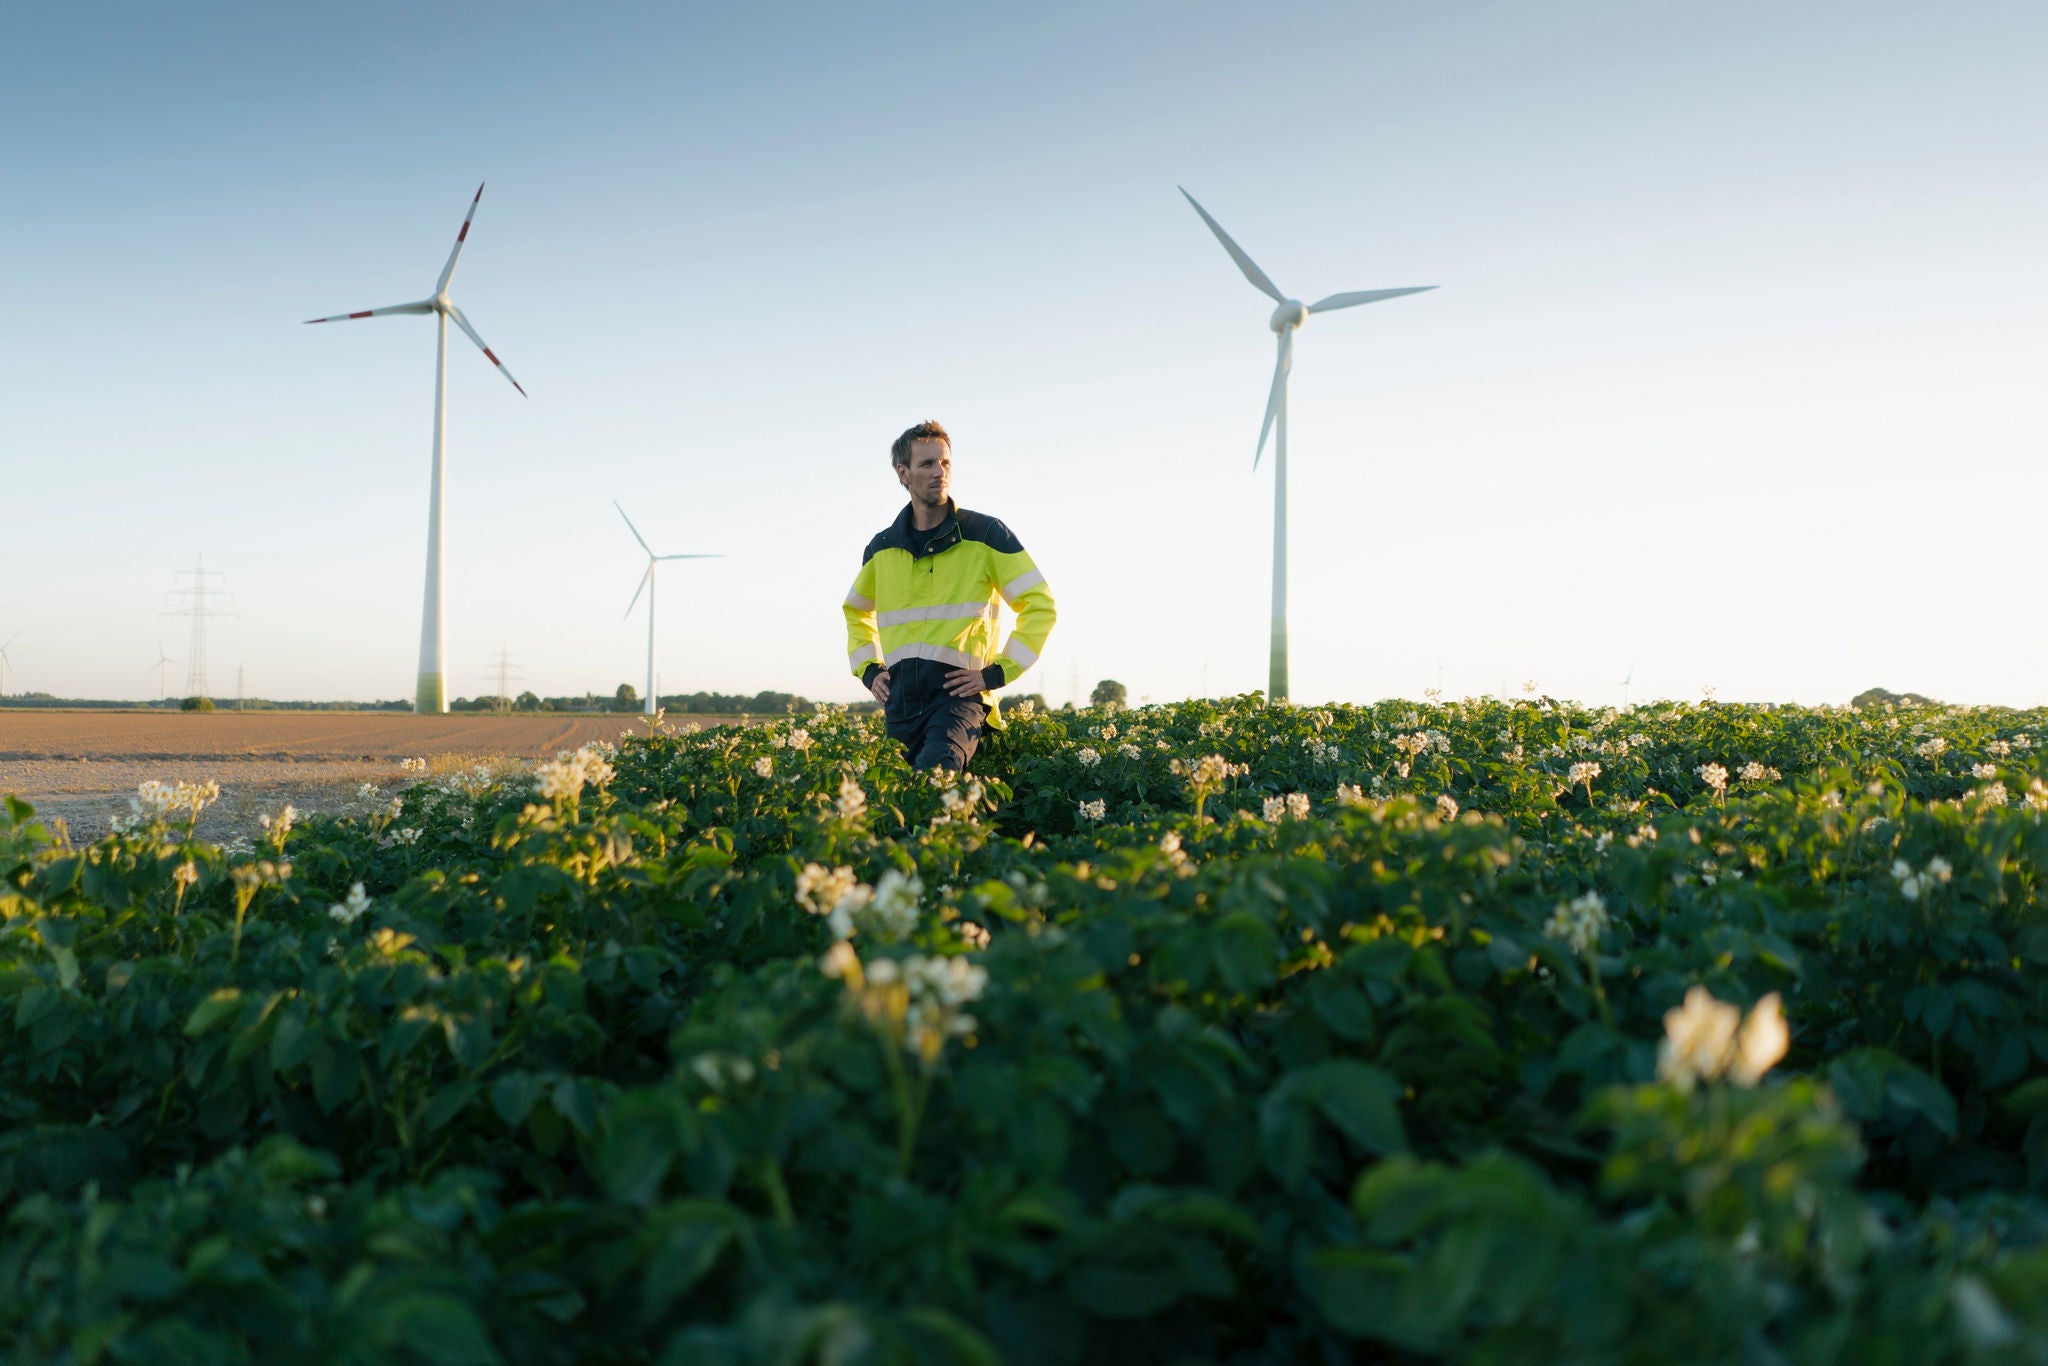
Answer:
[{"xmin": 896, "ymin": 438, "xmax": 952, "ymax": 507}]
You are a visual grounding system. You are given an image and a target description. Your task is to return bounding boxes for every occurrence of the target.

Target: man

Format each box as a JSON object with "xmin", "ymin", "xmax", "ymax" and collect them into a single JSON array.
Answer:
[{"xmin": 843, "ymin": 420, "xmax": 1057, "ymax": 771}]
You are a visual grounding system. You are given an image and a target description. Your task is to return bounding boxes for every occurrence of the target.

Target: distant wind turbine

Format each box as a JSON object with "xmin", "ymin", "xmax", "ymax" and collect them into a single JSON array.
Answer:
[
  {"xmin": 148, "ymin": 640, "xmax": 181, "ymax": 702},
  {"xmin": 0, "ymin": 634, "xmax": 16, "ymax": 699},
  {"xmin": 1617, "ymin": 661, "xmax": 1637, "ymax": 708},
  {"xmin": 305, "ymin": 183, "xmax": 526, "ymax": 714},
  {"xmin": 615, "ymin": 502, "xmax": 720, "ymax": 716},
  {"xmin": 1180, "ymin": 187, "xmax": 1435, "ymax": 703}
]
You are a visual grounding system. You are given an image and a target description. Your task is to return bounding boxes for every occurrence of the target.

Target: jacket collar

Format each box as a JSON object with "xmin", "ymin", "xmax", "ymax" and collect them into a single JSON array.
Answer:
[{"xmin": 894, "ymin": 499, "xmax": 962, "ymax": 557}]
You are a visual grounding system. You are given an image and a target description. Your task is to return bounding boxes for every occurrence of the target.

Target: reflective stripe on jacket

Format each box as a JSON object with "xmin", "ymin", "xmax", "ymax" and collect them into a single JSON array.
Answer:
[{"xmin": 843, "ymin": 501, "xmax": 1056, "ymax": 727}]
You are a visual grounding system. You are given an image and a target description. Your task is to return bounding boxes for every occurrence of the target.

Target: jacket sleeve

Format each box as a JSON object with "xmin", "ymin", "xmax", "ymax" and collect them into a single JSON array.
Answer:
[
  {"xmin": 844, "ymin": 556, "xmax": 882, "ymax": 682},
  {"xmin": 986, "ymin": 544, "xmax": 1056, "ymax": 687}
]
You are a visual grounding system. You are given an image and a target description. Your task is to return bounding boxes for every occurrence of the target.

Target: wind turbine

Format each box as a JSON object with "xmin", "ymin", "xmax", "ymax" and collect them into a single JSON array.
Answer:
[
  {"xmin": 1180, "ymin": 187, "xmax": 1435, "ymax": 703},
  {"xmin": 1617, "ymin": 661, "xmax": 1637, "ymax": 709},
  {"xmin": 148, "ymin": 640, "xmax": 181, "ymax": 702},
  {"xmin": 615, "ymin": 502, "xmax": 720, "ymax": 716},
  {"xmin": 0, "ymin": 634, "xmax": 15, "ymax": 699},
  {"xmin": 305, "ymin": 183, "xmax": 526, "ymax": 714}
]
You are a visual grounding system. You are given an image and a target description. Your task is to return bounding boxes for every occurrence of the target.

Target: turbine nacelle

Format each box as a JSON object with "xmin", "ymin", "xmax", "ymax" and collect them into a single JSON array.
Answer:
[{"xmin": 1269, "ymin": 300, "xmax": 1308, "ymax": 333}]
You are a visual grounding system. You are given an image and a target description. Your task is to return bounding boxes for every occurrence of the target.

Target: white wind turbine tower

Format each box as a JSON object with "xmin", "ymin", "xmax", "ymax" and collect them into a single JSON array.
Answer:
[
  {"xmin": 0, "ymin": 634, "xmax": 15, "ymax": 699},
  {"xmin": 615, "ymin": 502, "xmax": 720, "ymax": 716},
  {"xmin": 1180, "ymin": 187, "xmax": 1435, "ymax": 703},
  {"xmin": 305, "ymin": 183, "xmax": 527, "ymax": 714},
  {"xmin": 148, "ymin": 640, "xmax": 181, "ymax": 702}
]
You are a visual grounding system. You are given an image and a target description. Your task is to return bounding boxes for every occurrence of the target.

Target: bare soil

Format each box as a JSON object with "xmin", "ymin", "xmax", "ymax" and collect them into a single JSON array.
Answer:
[{"xmin": 0, "ymin": 710, "xmax": 735, "ymax": 842}]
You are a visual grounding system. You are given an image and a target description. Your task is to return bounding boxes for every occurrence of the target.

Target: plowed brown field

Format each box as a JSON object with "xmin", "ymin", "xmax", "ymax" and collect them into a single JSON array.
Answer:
[{"xmin": 0, "ymin": 710, "xmax": 734, "ymax": 841}]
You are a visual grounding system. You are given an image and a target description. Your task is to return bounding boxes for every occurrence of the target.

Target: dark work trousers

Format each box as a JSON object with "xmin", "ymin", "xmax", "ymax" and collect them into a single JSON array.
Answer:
[{"xmin": 887, "ymin": 694, "xmax": 988, "ymax": 771}]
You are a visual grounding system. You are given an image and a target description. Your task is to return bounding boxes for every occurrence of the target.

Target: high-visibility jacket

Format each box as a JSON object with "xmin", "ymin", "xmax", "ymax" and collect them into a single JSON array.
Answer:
[{"xmin": 843, "ymin": 501, "xmax": 1056, "ymax": 727}]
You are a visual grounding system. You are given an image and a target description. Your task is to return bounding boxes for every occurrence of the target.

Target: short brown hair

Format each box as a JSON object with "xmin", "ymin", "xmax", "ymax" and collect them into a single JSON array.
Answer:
[{"xmin": 891, "ymin": 420, "xmax": 950, "ymax": 469}]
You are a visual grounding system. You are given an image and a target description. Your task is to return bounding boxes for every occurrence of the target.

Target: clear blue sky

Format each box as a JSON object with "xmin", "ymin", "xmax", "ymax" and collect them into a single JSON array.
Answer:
[{"xmin": 2, "ymin": 1, "xmax": 2042, "ymax": 707}]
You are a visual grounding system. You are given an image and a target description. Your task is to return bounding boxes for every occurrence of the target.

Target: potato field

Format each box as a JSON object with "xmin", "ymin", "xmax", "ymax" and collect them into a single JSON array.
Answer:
[{"xmin": 6, "ymin": 694, "xmax": 2048, "ymax": 1363}]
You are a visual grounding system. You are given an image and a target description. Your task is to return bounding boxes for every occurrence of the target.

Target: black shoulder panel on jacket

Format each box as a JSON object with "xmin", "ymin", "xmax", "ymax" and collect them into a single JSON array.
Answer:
[
  {"xmin": 957, "ymin": 509, "xmax": 1023, "ymax": 554},
  {"xmin": 861, "ymin": 527, "xmax": 902, "ymax": 564}
]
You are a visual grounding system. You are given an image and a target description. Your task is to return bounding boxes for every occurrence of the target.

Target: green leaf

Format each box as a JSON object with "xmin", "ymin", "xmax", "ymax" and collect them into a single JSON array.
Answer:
[
  {"xmin": 1066, "ymin": 1261, "xmax": 1187, "ymax": 1320},
  {"xmin": 183, "ymin": 989, "xmax": 244, "ymax": 1037},
  {"xmin": 253, "ymin": 1136, "xmax": 341, "ymax": 1186},
  {"xmin": 595, "ymin": 1094, "xmax": 684, "ymax": 1206},
  {"xmin": 491, "ymin": 1072, "xmax": 546, "ymax": 1128},
  {"xmin": 900, "ymin": 1306, "xmax": 1003, "ymax": 1366},
  {"xmin": 1310, "ymin": 982, "xmax": 1376, "ymax": 1041},
  {"xmin": 46, "ymin": 943, "xmax": 78, "ymax": 992},
  {"xmin": 227, "ymin": 991, "xmax": 288, "ymax": 1066},
  {"xmin": 1887, "ymin": 1064, "xmax": 1959, "ymax": 1137},
  {"xmin": 1211, "ymin": 913, "xmax": 1279, "ymax": 995},
  {"xmin": 1301, "ymin": 1247, "xmax": 1416, "ymax": 1341},
  {"xmin": 641, "ymin": 1217, "xmax": 733, "ymax": 1315},
  {"xmin": 1258, "ymin": 1088, "xmax": 1313, "ymax": 1189},
  {"xmin": 2004, "ymin": 1078, "xmax": 2048, "ymax": 1119},
  {"xmin": 372, "ymin": 1293, "xmax": 502, "ymax": 1365},
  {"xmin": 1987, "ymin": 1034, "xmax": 2032, "ymax": 1089},
  {"xmin": 552, "ymin": 1076, "xmax": 598, "ymax": 1135},
  {"xmin": 1300, "ymin": 1060, "xmax": 1407, "ymax": 1155},
  {"xmin": 421, "ymin": 1079, "xmax": 480, "ymax": 1135}
]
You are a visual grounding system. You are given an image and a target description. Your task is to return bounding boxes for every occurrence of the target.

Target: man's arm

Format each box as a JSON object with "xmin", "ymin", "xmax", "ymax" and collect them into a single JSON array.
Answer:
[
  {"xmin": 946, "ymin": 525, "xmax": 1056, "ymax": 697},
  {"xmin": 988, "ymin": 556, "xmax": 1057, "ymax": 685},
  {"xmin": 844, "ymin": 559, "xmax": 888, "ymax": 701}
]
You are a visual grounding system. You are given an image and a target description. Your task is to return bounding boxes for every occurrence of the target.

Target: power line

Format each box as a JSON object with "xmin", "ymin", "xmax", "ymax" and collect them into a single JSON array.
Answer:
[
  {"xmin": 489, "ymin": 644, "xmax": 521, "ymax": 714},
  {"xmin": 163, "ymin": 557, "xmax": 234, "ymax": 700}
]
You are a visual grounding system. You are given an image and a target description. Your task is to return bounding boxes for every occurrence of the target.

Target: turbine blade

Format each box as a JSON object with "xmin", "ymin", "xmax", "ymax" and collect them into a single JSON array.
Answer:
[
  {"xmin": 614, "ymin": 501, "xmax": 653, "ymax": 555},
  {"xmin": 1307, "ymin": 285, "xmax": 1437, "ymax": 314},
  {"xmin": 1254, "ymin": 329, "xmax": 1293, "ymax": 469},
  {"xmin": 446, "ymin": 304, "xmax": 526, "ymax": 396},
  {"xmin": 624, "ymin": 564, "xmax": 652, "ymax": 620},
  {"xmin": 303, "ymin": 300, "xmax": 434, "ymax": 324},
  {"xmin": 1178, "ymin": 187, "xmax": 1284, "ymax": 303},
  {"xmin": 438, "ymin": 183, "xmax": 485, "ymax": 294}
]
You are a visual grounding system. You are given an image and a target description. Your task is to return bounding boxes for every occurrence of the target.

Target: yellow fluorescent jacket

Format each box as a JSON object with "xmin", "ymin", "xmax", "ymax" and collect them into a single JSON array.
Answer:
[{"xmin": 842, "ymin": 501, "xmax": 1056, "ymax": 727}]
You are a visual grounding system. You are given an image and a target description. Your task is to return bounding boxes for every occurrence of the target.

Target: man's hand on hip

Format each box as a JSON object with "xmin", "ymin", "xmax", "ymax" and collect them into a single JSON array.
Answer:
[
  {"xmin": 943, "ymin": 667, "xmax": 987, "ymax": 699},
  {"xmin": 869, "ymin": 669, "xmax": 891, "ymax": 704}
]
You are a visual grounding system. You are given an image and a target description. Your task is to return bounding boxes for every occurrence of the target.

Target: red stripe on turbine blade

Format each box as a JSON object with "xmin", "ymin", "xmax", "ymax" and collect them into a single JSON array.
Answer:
[
  {"xmin": 473, "ymin": 183, "xmax": 484, "ymax": 201},
  {"xmin": 511, "ymin": 379, "xmax": 527, "ymax": 397},
  {"xmin": 483, "ymin": 348, "xmax": 500, "ymax": 364},
  {"xmin": 349, "ymin": 310, "xmax": 373, "ymax": 318},
  {"xmin": 457, "ymin": 223, "xmax": 470, "ymax": 241}
]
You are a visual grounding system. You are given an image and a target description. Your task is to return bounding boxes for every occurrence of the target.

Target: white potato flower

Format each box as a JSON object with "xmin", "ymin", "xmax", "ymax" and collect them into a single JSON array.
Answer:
[
  {"xmin": 1542, "ymin": 890, "xmax": 1608, "ymax": 953},
  {"xmin": 1658, "ymin": 987, "xmax": 1787, "ymax": 1091},
  {"xmin": 1436, "ymin": 794, "xmax": 1459, "ymax": 821},
  {"xmin": 328, "ymin": 882, "xmax": 372, "ymax": 925},
  {"xmin": 860, "ymin": 869, "xmax": 923, "ymax": 943},
  {"xmin": 835, "ymin": 776, "xmax": 869, "ymax": 821}
]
